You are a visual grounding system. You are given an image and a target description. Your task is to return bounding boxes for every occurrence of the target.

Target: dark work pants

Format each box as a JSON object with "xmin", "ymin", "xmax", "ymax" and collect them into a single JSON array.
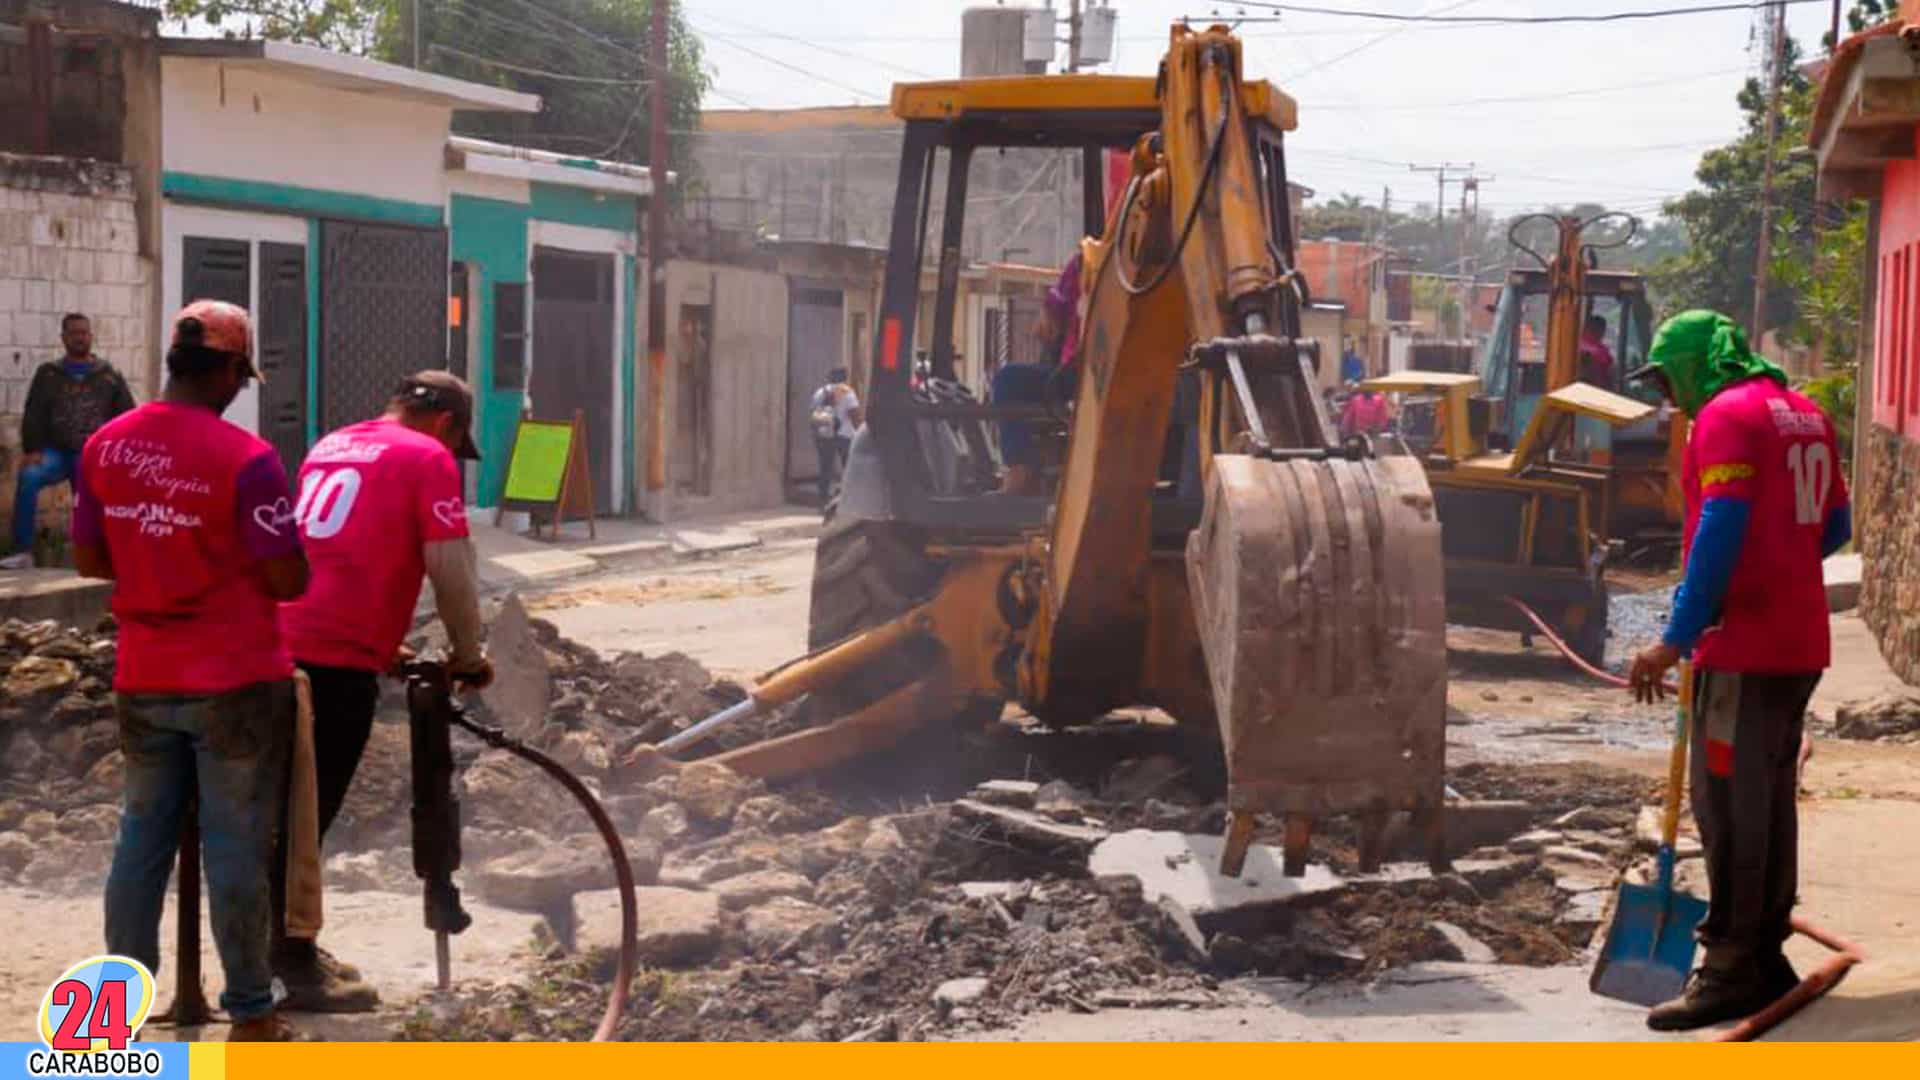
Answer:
[
  {"xmin": 1690, "ymin": 669, "xmax": 1821, "ymax": 972},
  {"xmin": 814, "ymin": 435, "xmax": 849, "ymax": 506},
  {"xmin": 270, "ymin": 662, "xmax": 381, "ymax": 959}
]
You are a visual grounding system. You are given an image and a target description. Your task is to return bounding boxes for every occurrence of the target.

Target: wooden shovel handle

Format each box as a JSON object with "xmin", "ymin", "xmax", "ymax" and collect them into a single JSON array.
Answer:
[{"xmin": 1659, "ymin": 661, "xmax": 1693, "ymax": 847}]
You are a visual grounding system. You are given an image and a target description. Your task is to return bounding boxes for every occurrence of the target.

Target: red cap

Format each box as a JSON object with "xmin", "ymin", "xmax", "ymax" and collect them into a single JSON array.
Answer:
[{"xmin": 170, "ymin": 300, "xmax": 259, "ymax": 380}]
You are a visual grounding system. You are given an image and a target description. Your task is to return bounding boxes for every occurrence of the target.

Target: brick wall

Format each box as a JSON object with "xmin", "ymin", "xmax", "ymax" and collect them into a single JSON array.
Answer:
[
  {"xmin": 1858, "ymin": 421, "xmax": 1920, "ymax": 684},
  {"xmin": 0, "ymin": 152, "xmax": 153, "ymax": 555}
]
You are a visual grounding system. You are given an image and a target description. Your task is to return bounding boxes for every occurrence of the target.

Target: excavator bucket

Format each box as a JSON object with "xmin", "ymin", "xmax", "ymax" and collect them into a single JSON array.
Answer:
[{"xmin": 1186, "ymin": 454, "xmax": 1448, "ymax": 876}]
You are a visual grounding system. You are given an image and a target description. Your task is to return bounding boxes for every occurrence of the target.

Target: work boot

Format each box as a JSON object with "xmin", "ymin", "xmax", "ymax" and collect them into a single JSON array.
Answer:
[
  {"xmin": 274, "ymin": 944, "xmax": 380, "ymax": 1014},
  {"xmin": 227, "ymin": 1011, "xmax": 303, "ymax": 1042},
  {"xmin": 1645, "ymin": 966, "xmax": 1772, "ymax": 1031},
  {"xmin": 1760, "ymin": 952, "xmax": 1801, "ymax": 1003}
]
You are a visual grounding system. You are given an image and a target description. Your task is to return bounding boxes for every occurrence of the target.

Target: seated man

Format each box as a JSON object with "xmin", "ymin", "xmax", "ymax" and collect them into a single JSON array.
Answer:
[
  {"xmin": 992, "ymin": 252, "xmax": 1082, "ymax": 496},
  {"xmin": 1580, "ymin": 314, "xmax": 1616, "ymax": 388}
]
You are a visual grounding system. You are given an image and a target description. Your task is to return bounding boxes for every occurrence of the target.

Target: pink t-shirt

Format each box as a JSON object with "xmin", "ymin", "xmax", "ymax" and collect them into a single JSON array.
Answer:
[
  {"xmin": 280, "ymin": 418, "xmax": 469, "ymax": 671},
  {"xmin": 74, "ymin": 403, "xmax": 300, "ymax": 694},
  {"xmin": 1682, "ymin": 378, "xmax": 1847, "ymax": 673}
]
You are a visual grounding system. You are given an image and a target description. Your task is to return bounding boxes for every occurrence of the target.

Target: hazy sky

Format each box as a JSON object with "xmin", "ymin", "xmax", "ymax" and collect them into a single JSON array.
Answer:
[{"xmin": 681, "ymin": 0, "xmax": 1841, "ymax": 215}]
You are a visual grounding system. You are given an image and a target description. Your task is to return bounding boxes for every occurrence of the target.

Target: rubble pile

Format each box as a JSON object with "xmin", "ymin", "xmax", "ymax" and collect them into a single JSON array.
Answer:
[
  {"xmin": 6, "ymin": 606, "xmax": 1667, "ymax": 1041},
  {"xmin": 0, "ymin": 617, "xmax": 124, "ymax": 891},
  {"xmin": 1830, "ymin": 692, "xmax": 1920, "ymax": 743}
]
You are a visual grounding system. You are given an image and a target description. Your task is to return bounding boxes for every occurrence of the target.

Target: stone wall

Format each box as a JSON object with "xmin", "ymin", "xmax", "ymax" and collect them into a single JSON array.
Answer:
[
  {"xmin": 0, "ymin": 153, "xmax": 153, "ymax": 556},
  {"xmin": 1858, "ymin": 421, "xmax": 1920, "ymax": 684}
]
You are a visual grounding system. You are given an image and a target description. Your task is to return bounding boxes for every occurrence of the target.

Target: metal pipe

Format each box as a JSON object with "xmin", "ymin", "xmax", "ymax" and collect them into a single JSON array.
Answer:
[{"xmin": 660, "ymin": 607, "xmax": 936, "ymax": 754}]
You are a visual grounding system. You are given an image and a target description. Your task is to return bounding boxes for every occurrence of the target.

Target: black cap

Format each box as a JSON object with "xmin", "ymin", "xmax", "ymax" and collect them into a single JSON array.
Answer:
[{"xmin": 398, "ymin": 370, "xmax": 481, "ymax": 460}]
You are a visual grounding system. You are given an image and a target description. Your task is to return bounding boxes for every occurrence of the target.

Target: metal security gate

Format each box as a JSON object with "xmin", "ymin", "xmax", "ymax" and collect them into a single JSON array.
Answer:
[
  {"xmin": 785, "ymin": 285, "xmax": 844, "ymax": 485},
  {"xmin": 529, "ymin": 247, "xmax": 616, "ymax": 509},
  {"xmin": 319, "ymin": 221, "xmax": 447, "ymax": 432},
  {"xmin": 257, "ymin": 242, "xmax": 309, "ymax": 478}
]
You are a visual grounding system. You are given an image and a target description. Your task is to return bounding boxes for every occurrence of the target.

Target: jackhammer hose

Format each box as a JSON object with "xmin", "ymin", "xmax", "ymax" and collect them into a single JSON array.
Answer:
[
  {"xmin": 1501, "ymin": 595, "xmax": 1678, "ymax": 697},
  {"xmin": 451, "ymin": 713, "xmax": 639, "ymax": 1042}
]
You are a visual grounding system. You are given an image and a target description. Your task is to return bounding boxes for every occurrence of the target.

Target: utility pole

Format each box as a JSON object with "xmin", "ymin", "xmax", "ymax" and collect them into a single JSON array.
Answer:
[
  {"xmin": 1409, "ymin": 162, "xmax": 1471, "ymax": 301},
  {"xmin": 1067, "ymin": 0, "xmax": 1083, "ymax": 72},
  {"xmin": 645, "ymin": 0, "xmax": 670, "ymax": 502},
  {"xmin": 1455, "ymin": 172, "xmax": 1492, "ymax": 341},
  {"xmin": 1751, "ymin": 0, "xmax": 1787, "ymax": 344}
]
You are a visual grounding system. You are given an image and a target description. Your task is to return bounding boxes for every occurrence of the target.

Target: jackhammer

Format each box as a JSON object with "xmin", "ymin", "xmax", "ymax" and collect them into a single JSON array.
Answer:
[{"xmin": 402, "ymin": 659, "xmax": 640, "ymax": 1042}]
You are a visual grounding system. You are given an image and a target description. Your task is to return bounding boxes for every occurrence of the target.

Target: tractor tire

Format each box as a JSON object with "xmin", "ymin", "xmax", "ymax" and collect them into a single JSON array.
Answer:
[{"xmin": 805, "ymin": 516, "xmax": 947, "ymax": 722}]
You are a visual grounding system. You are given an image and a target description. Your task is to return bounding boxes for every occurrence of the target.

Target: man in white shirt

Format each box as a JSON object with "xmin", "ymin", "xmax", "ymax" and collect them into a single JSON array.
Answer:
[{"xmin": 808, "ymin": 367, "xmax": 862, "ymax": 506}]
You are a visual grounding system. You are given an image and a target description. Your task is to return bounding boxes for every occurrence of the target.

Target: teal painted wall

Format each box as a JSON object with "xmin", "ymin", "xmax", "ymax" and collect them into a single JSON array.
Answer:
[
  {"xmin": 164, "ymin": 171, "xmax": 444, "ymax": 227},
  {"xmin": 450, "ymin": 194, "xmax": 531, "ymax": 504},
  {"xmin": 529, "ymin": 182, "xmax": 637, "ymax": 232}
]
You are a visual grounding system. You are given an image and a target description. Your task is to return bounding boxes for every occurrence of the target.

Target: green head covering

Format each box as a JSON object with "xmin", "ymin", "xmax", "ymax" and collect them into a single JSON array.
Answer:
[{"xmin": 1641, "ymin": 309, "xmax": 1787, "ymax": 417}]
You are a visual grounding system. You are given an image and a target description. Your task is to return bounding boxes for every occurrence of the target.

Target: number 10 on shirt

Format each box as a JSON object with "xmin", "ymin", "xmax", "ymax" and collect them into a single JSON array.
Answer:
[{"xmin": 294, "ymin": 467, "xmax": 364, "ymax": 540}]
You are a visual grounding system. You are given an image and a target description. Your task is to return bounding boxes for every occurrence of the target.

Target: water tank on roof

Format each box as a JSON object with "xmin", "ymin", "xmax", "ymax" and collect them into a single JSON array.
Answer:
[{"xmin": 962, "ymin": 6, "xmax": 1051, "ymax": 77}]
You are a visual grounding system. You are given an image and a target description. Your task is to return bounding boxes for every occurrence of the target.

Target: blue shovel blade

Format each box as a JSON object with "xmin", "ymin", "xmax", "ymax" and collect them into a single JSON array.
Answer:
[{"xmin": 1590, "ymin": 880, "xmax": 1711, "ymax": 1007}]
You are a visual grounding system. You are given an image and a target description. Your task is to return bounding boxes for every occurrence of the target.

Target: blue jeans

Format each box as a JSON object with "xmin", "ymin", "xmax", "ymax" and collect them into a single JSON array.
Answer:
[
  {"xmin": 10, "ymin": 447, "xmax": 77, "ymax": 554},
  {"xmin": 105, "ymin": 679, "xmax": 294, "ymax": 1022}
]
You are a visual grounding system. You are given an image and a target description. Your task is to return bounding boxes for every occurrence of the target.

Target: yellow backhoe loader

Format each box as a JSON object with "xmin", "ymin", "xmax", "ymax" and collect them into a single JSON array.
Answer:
[{"xmin": 671, "ymin": 25, "xmax": 1447, "ymax": 878}]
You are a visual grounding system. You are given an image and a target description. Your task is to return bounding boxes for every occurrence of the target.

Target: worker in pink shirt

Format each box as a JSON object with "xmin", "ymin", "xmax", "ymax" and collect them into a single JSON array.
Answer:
[
  {"xmin": 268, "ymin": 370, "xmax": 494, "ymax": 1011},
  {"xmin": 75, "ymin": 301, "xmax": 309, "ymax": 1042},
  {"xmin": 1338, "ymin": 383, "xmax": 1392, "ymax": 440},
  {"xmin": 1626, "ymin": 309, "xmax": 1850, "ymax": 1031}
]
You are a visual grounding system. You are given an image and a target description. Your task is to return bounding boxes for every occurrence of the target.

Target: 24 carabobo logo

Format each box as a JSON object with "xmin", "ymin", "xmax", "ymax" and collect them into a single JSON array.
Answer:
[{"xmin": 25, "ymin": 956, "xmax": 163, "ymax": 1077}]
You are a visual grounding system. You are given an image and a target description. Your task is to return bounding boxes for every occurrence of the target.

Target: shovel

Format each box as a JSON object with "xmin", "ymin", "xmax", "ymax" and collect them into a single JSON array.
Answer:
[{"xmin": 1591, "ymin": 660, "xmax": 1710, "ymax": 1006}]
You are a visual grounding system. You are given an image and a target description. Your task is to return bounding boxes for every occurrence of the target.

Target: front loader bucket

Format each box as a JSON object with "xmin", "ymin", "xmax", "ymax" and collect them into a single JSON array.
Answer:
[{"xmin": 1186, "ymin": 454, "xmax": 1448, "ymax": 876}]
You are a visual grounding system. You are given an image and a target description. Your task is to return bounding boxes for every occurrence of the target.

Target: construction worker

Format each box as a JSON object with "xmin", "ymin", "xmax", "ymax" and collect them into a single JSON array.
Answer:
[
  {"xmin": 1579, "ymin": 314, "xmax": 1617, "ymax": 388},
  {"xmin": 272, "ymin": 370, "xmax": 494, "ymax": 1010},
  {"xmin": 4, "ymin": 314, "xmax": 136, "ymax": 568},
  {"xmin": 992, "ymin": 251, "xmax": 1083, "ymax": 496},
  {"xmin": 1339, "ymin": 382, "xmax": 1393, "ymax": 440},
  {"xmin": 1625, "ymin": 309, "xmax": 1851, "ymax": 1031},
  {"xmin": 73, "ymin": 300, "xmax": 307, "ymax": 1042}
]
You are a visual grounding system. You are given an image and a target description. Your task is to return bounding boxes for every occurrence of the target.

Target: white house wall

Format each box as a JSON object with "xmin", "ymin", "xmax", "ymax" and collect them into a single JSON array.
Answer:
[
  {"xmin": 159, "ymin": 202, "xmax": 307, "ymax": 436},
  {"xmin": 162, "ymin": 57, "xmax": 452, "ymax": 206}
]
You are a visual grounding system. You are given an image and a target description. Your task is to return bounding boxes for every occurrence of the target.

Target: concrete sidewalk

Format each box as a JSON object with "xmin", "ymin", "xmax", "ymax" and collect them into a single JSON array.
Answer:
[
  {"xmin": 0, "ymin": 505, "xmax": 823, "ymax": 627},
  {"xmin": 472, "ymin": 505, "xmax": 822, "ymax": 592}
]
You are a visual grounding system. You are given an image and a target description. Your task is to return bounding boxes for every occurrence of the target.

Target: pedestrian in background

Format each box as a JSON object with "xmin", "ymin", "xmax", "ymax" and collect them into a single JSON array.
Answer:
[
  {"xmin": 73, "ymin": 301, "xmax": 309, "ymax": 1042},
  {"xmin": 809, "ymin": 366, "xmax": 862, "ymax": 507},
  {"xmin": 4, "ymin": 313, "xmax": 135, "ymax": 569}
]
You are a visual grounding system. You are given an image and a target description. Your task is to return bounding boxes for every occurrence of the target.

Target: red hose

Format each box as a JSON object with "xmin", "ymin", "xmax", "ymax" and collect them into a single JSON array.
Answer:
[
  {"xmin": 1713, "ymin": 917, "xmax": 1866, "ymax": 1042},
  {"xmin": 1501, "ymin": 594, "xmax": 1678, "ymax": 696}
]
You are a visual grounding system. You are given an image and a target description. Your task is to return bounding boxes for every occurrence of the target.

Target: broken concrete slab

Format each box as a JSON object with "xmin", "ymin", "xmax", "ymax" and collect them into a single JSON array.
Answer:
[
  {"xmin": 673, "ymin": 760, "xmax": 757, "ymax": 826},
  {"xmin": 668, "ymin": 526, "xmax": 760, "ymax": 557},
  {"xmin": 480, "ymin": 594, "xmax": 551, "ymax": 741},
  {"xmin": 1452, "ymin": 855, "xmax": 1537, "ymax": 893},
  {"xmin": 932, "ymin": 977, "xmax": 990, "ymax": 1011},
  {"xmin": 1552, "ymin": 806, "xmax": 1614, "ymax": 831},
  {"xmin": 469, "ymin": 834, "xmax": 660, "ymax": 913},
  {"xmin": 573, "ymin": 885, "xmax": 721, "ymax": 966},
  {"xmin": 711, "ymin": 869, "xmax": 814, "ymax": 911},
  {"xmin": 958, "ymin": 881, "xmax": 1022, "ymax": 901},
  {"xmin": 953, "ymin": 800, "xmax": 1108, "ymax": 855},
  {"xmin": 1558, "ymin": 889, "xmax": 1610, "ymax": 946},
  {"xmin": 1430, "ymin": 920, "xmax": 1497, "ymax": 964},
  {"xmin": 741, "ymin": 896, "xmax": 836, "ymax": 953},
  {"xmin": 1088, "ymin": 829, "xmax": 1348, "ymax": 924},
  {"xmin": 485, "ymin": 549, "xmax": 600, "ymax": 586},
  {"xmin": 970, "ymin": 780, "xmax": 1041, "ymax": 808},
  {"xmin": 1505, "ymin": 829, "xmax": 1563, "ymax": 854},
  {"xmin": 1825, "ymin": 552, "xmax": 1861, "ymax": 612}
]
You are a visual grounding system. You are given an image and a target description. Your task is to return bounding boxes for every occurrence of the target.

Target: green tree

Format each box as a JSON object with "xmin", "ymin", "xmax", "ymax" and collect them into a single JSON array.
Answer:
[{"xmin": 165, "ymin": 0, "xmax": 710, "ymax": 166}]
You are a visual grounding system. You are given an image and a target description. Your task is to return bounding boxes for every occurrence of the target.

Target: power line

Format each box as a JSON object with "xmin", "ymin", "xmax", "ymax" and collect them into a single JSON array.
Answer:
[
  {"xmin": 1234, "ymin": 0, "xmax": 1827, "ymax": 25},
  {"xmin": 1281, "ymin": 0, "xmax": 1483, "ymax": 83},
  {"xmin": 1309, "ymin": 65, "xmax": 1749, "ymax": 110},
  {"xmin": 697, "ymin": 29, "xmax": 888, "ymax": 102},
  {"xmin": 428, "ymin": 43, "xmax": 648, "ymax": 86},
  {"xmin": 683, "ymin": 11, "xmax": 943, "ymax": 80}
]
